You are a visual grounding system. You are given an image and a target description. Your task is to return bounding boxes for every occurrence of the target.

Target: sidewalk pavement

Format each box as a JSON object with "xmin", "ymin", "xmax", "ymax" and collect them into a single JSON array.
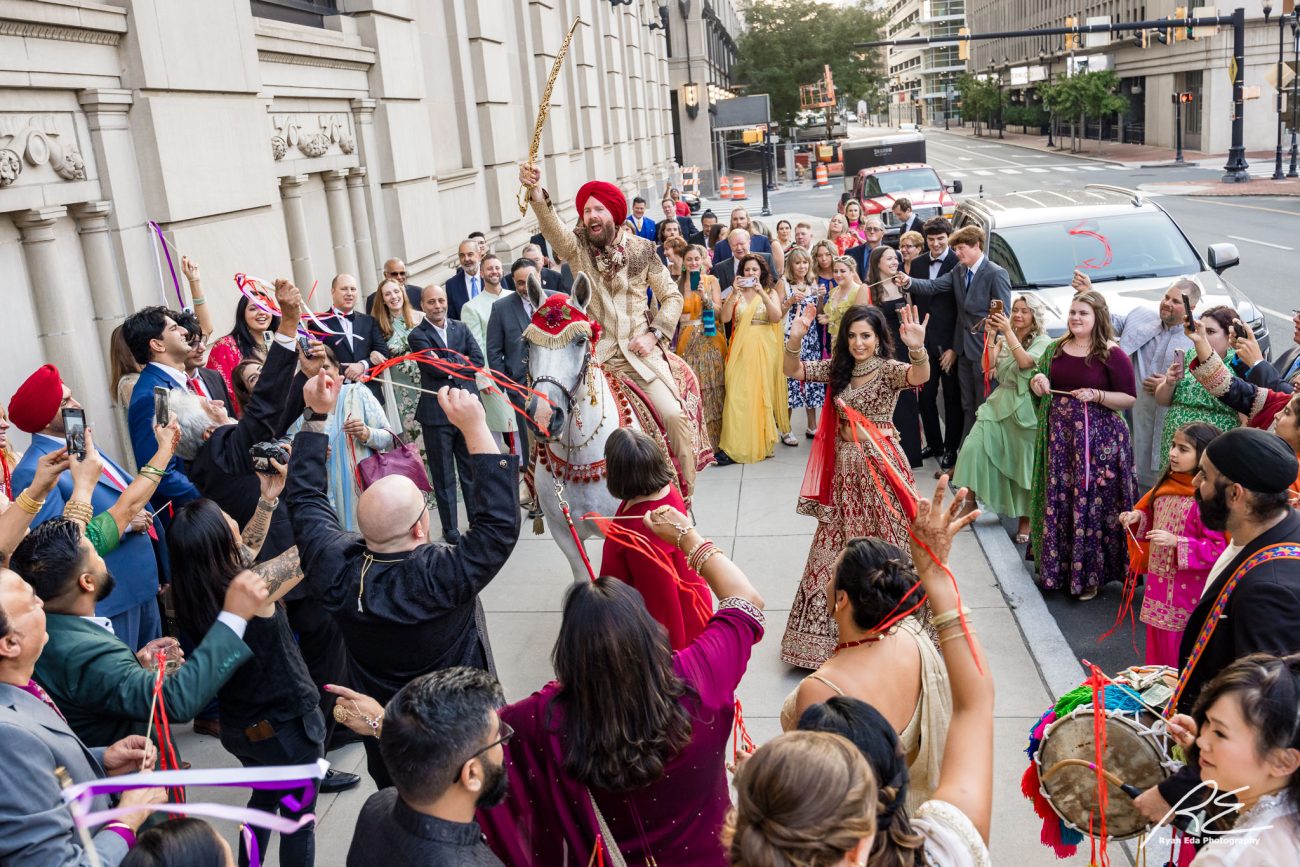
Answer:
[
  {"xmin": 171, "ymin": 417, "xmax": 1126, "ymax": 865},
  {"xmin": 932, "ymin": 123, "xmax": 1277, "ymax": 168}
]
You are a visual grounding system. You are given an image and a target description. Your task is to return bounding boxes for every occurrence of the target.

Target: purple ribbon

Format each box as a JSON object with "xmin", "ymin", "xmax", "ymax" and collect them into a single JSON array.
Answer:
[{"xmin": 148, "ymin": 221, "xmax": 186, "ymax": 309}]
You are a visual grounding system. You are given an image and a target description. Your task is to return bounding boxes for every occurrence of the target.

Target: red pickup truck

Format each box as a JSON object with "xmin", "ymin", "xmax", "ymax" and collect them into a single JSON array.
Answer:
[{"xmin": 839, "ymin": 132, "xmax": 961, "ymax": 232}]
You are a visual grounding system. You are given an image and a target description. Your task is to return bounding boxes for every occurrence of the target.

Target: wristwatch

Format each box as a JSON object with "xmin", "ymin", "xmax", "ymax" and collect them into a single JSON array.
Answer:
[
  {"xmin": 302, "ymin": 407, "xmax": 330, "ymax": 423},
  {"xmin": 650, "ymin": 326, "xmax": 666, "ymax": 343}
]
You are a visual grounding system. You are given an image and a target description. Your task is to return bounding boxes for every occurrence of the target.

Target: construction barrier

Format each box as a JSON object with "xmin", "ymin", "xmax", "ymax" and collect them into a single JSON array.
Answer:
[
  {"xmin": 731, "ymin": 176, "xmax": 747, "ymax": 200},
  {"xmin": 814, "ymin": 163, "xmax": 829, "ymax": 188},
  {"xmin": 718, "ymin": 175, "xmax": 730, "ymax": 200},
  {"xmin": 681, "ymin": 165, "xmax": 701, "ymax": 200}
]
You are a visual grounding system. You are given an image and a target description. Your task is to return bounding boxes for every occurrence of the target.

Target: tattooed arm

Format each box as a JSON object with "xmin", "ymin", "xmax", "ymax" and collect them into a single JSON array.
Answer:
[
  {"xmin": 241, "ymin": 452, "xmax": 288, "ymax": 561},
  {"xmin": 252, "ymin": 546, "xmax": 303, "ymax": 604}
]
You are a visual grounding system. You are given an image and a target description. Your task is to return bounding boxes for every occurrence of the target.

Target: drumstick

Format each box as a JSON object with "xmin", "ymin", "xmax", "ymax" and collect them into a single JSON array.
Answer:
[{"xmin": 1042, "ymin": 758, "xmax": 1143, "ymax": 799}]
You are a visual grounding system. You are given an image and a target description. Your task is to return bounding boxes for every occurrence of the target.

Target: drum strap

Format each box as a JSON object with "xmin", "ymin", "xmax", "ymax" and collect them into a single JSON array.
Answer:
[{"xmin": 1168, "ymin": 544, "xmax": 1300, "ymax": 716}]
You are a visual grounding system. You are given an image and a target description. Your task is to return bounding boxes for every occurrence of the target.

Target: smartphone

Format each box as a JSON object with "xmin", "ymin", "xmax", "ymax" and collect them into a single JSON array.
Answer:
[
  {"xmin": 62, "ymin": 407, "xmax": 86, "ymax": 459},
  {"xmin": 689, "ymin": 271, "xmax": 701, "ymax": 291},
  {"xmin": 1181, "ymin": 293, "xmax": 1194, "ymax": 326},
  {"xmin": 989, "ymin": 299, "xmax": 1005, "ymax": 317},
  {"xmin": 153, "ymin": 386, "xmax": 169, "ymax": 428},
  {"xmin": 297, "ymin": 334, "xmax": 312, "ymax": 355},
  {"xmin": 1232, "ymin": 320, "xmax": 1249, "ymax": 340}
]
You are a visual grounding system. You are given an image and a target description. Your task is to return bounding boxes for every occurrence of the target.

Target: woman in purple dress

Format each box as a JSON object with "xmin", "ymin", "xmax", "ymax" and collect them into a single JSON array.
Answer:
[
  {"xmin": 479, "ymin": 505, "xmax": 766, "ymax": 866},
  {"xmin": 1028, "ymin": 291, "xmax": 1138, "ymax": 600}
]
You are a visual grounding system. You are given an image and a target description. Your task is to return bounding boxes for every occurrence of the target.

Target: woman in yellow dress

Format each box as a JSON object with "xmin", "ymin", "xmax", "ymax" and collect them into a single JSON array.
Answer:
[
  {"xmin": 675, "ymin": 243, "xmax": 728, "ymax": 457},
  {"xmin": 719, "ymin": 253, "xmax": 789, "ymax": 463},
  {"xmin": 822, "ymin": 255, "xmax": 872, "ymax": 343}
]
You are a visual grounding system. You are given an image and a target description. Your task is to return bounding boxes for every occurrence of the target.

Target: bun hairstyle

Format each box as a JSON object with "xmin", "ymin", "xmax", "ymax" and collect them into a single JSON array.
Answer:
[
  {"xmin": 834, "ymin": 537, "xmax": 923, "ymax": 634},
  {"xmin": 724, "ymin": 731, "xmax": 877, "ymax": 867}
]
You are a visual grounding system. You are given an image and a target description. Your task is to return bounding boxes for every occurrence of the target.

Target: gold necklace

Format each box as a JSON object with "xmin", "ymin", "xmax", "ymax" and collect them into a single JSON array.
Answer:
[{"xmin": 852, "ymin": 358, "xmax": 879, "ymax": 377}]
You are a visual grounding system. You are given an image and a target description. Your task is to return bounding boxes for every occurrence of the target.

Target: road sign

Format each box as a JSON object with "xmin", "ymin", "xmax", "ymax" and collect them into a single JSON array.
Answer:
[
  {"xmin": 1264, "ymin": 62, "xmax": 1297, "ymax": 92},
  {"xmin": 1085, "ymin": 16, "xmax": 1112, "ymax": 48}
]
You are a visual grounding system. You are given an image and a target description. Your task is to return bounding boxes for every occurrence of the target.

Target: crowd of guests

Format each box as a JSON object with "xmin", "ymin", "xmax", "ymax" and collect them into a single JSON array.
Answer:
[{"xmin": 0, "ymin": 173, "xmax": 1298, "ymax": 867}]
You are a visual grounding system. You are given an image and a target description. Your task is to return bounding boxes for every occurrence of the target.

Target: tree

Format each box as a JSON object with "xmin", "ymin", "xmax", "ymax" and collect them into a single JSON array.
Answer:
[
  {"xmin": 955, "ymin": 73, "xmax": 1000, "ymax": 137},
  {"xmin": 1078, "ymin": 70, "xmax": 1129, "ymax": 155},
  {"xmin": 733, "ymin": 0, "xmax": 884, "ymax": 128}
]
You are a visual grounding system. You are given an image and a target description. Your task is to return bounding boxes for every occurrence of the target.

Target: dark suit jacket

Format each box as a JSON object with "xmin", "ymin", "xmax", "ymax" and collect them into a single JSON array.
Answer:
[
  {"xmin": 348, "ymin": 789, "xmax": 504, "ymax": 866},
  {"xmin": 407, "ymin": 318, "xmax": 484, "ymax": 426},
  {"xmin": 486, "ymin": 292, "xmax": 539, "ymax": 410},
  {"xmin": 675, "ymin": 214, "xmax": 698, "ymax": 239},
  {"xmin": 320, "ymin": 308, "xmax": 389, "ymax": 404},
  {"xmin": 365, "ymin": 284, "xmax": 424, "ymax": 315},
  {"xmin": 905, "ymin": 256, "xmax": 1012, "ymax": 361},
  {"xmin": 192, "ymin": 366, "xmax": 232, "ymax": 409},
  {"xmin": 713, "ymin": 251, "xmax": 776, "ymax": 294},
  {"xmin": 0, "ymin": 683, "xmax": 128, "ymax": 866},
  {"xmin": 1249, "ymin": 343, "xmax": 1300, "ymax": 394},
  {"xmin": 128, "ymin": 364, "xmax": 202, "ymax": 512},
  {"xmin": 540, "ymin": 268, "xmax": 563, "ymax": 295},
  {"xmin": 445, "ymin": 270, "xmax": 478, "ymax": 321},
  {"xmin": 1157, "ymin": 509, "xmax": 1300, "ymax": 807},
  {"xmin": 186, "ymin": 341, "xmax": 303, "ymax": 567},
  {"xmin": 896, "ymin": 215, "xmax": 922, "ymax": 237},
  {"xmin": 910, "ymin": 249, "xmax": 959, "ymax": 354},
  {"xmin": 35, "ymin": 614, "xmax": 251, "ymax": 748},
  {"xmin": 714, "ymin": 232, "xmax": 772, "ymax": 264},
  {"xmin": 12, "ymin": 437, "xmax": 162, "ymax": 618},
  {"xmin": 559, "ymin": 263, "xmax": 574, "ymax": 292},
  {"xmin": 844, "ymin": 242, "xmax": 874, "ymax": 281}
]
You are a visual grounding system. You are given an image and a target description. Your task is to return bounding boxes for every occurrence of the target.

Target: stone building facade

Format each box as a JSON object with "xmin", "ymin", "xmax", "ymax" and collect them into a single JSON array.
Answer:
[{"xmin": 0, "ymin": 0, "xmax": 676, "ymax": 459}]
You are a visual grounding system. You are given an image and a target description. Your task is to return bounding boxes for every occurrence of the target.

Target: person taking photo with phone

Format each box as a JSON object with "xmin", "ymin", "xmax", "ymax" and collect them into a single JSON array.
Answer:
[
  {"xmin": 719, "ymin": 254, "xmax": 790, "ymax": 464},
  {"xmin": 1153, "ymin": 306, "xmax": 1245, "ymax": 460}
]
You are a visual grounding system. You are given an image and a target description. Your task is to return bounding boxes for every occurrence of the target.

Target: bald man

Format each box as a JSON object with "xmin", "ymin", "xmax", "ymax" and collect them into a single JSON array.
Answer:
[
  {"xmin": 286, "ymin": 376, "xmax": 519, "ymax": 789},
  {"xmin": 365, "ymin": 258, "xmax": 423, "ymax": 312}
]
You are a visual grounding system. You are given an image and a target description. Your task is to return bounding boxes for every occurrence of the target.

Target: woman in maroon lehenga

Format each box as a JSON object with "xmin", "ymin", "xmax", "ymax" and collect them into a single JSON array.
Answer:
[
  {"xmin": 779, "ymin": 303, "xmax": 932, "ymax": 669},
  {"xmin": 1028, "ymin": 291, "xmax": 1138, "ymax": 600}
]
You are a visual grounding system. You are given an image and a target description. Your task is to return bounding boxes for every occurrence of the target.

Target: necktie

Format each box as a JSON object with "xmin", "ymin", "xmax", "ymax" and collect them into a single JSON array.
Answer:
[
  {"xmin": 471, "ymin": 276, "xmax": 480, "ymax": 298},
  {"xmin": 187, "ymin": 376, "xmax": 203, "ymax": 397},
  {"xmin": 22, "ymin": 680, "xmax": 66, "ymax": 722},
  {"xmin": 1286, "ymin": 353, "xmax": 1300, "ymax": 381},
  {"xmin": 965, "ymin": 270, "xmax": 973, "ymax": 291}
]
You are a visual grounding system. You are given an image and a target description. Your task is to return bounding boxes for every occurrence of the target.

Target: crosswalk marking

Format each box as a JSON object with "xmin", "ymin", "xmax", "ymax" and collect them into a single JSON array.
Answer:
[
  {"xmin": 1078, "ymin": 165, "xmax": 1106, "ymax": 172},
  {"xmin": 1054, "ymin": 166, "xmax": 1077, "ymax": 172},
  {"xmin": 999, "ymin": 168, "xmax": 1022, "ymax": 174},
  {"xmin": 973, "ymin": 170, "xmax": 994, "ymax": 176},
  {"xmin": 1027, "ymin": 167, "xmax": 1050, "ymax": 173}
]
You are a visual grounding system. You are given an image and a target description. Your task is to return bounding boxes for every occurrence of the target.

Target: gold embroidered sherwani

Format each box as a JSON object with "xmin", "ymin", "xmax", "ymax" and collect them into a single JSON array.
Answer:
[{"xmin": 532, "ymin": 194, "xmax": 697, "ymax": 492}]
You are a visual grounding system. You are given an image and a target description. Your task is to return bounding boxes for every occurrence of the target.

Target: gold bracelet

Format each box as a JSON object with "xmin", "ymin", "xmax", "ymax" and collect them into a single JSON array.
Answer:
[
  {"xmin": 15, "ymin": 490, "xmax": 45, "ymax": 516},
  {"xmin": 63, "ymin": 500, "xmax": 94, "ymax": 525},
  {"xmin": 694, "ymin": 546, "xmax": 723, "ymax": 572},
  {"xmin": 783, "ymin": 344, "xmax": 801, "ymax": 355},
  {"xmin": 930, "ymin": 606, "xmax": 971, "ymax": 632},
  {"xmin": 939, "ymin": 628, "xmax": 976, "ymax": 644}
]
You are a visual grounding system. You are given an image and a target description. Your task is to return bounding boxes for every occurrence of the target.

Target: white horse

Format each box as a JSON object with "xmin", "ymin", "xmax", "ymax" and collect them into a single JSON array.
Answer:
[{"xmin": 523, "ymin": 271, "xmax": 640, "ymax": 581}]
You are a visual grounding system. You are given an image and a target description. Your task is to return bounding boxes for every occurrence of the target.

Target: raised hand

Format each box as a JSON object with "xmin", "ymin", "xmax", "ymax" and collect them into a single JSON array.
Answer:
[
  {"xmin": 68, "ymin": 430, "xmax": 104, "ymax": 492},
  {"xmin": 274, "ymin": 279, "xmax": 302, "ymax": 326},
  {"xmin": 258, "ymin": 453, "xmax": 288, "ymax": 501},
  {"xmin": 153, "ymin": 416, "xmax": 180, "ymax": 457},
  {"xmin": 324, "ymin": 683, "xmax": 386, "ymax": 738},
  {"xmin": 1071, "ymin": 269, "xmax": 1092, "ymax": 295},
  {"xmin": 519, "ymin": 162, "xmax": 542, "ymax": 188},
  {"xmin": 910, "ymin": 475, "xmax": 980, "ymax": 578},
  {"xmin": 644, "ymin": 504, "xmax": 694, "ymax": 547},
  {"xmin": 1231, "ymin": 319, "xmax": 1264, "ymax": 367},
  {"xmin": 299, "ymin": 339, "xmax": 326, "ymax": 378},
  {"xmin": 789, "ymin": 304, "xmax": 816, "ymax": 342},
  {"xmin": 304, "ymin": 369, "xmax": 340, "ymax": 415},
  {"xmin": 987, "ymin": 311, "xmax": 1011, "ymax": 335},
  {"xmin": 898, "ymin": 304, "xmax": 929, "ymax": 350},
  {"xmin": 30, "ymin": 448, "xmax": 71, "ymax": 498},
  {"xmin": 181, "ymin": 256, "xmax": 201, "ymax": 284}
]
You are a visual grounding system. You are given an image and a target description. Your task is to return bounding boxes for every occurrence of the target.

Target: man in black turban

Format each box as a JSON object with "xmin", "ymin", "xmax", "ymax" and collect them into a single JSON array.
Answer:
[{"xmin": 1135, "ymin": 427, "xmax": 1300, "ymax": 820}]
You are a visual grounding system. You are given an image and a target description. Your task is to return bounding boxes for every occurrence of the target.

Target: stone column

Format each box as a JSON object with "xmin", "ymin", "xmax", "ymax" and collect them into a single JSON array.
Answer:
[
  {"xmin": 322, "ymin": 169, "xmax": 358, "ymax": 279},
  {"xmin": 279, "ymin": 174, "xmax": 314, "ymax": 290},
  {"xmin": 70, "ymin": 201, "xmax": 128, "ymax": 365},
  {"xmin": 347, "ymin": 168, "xmax": 378, "ymax": 288},
  {"xmin": 15, "ymin": 207, "xmax": 114, "ymax": 445},
  {"xmin": 349, "ymin": 98, "xmax": 392, "ymax": 266}
]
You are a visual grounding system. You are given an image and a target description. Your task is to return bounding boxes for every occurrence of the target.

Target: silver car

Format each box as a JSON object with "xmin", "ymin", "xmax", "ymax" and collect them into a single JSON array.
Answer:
[{"xmin": 951, "ymin": 185, "xmax": 1271, "ymax": 355}]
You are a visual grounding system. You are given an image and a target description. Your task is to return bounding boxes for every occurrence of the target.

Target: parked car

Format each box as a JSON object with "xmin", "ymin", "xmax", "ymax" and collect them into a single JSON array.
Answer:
[{"xmin": 951, "ymin": 185, "xmax": 1271, "ymax": 353}]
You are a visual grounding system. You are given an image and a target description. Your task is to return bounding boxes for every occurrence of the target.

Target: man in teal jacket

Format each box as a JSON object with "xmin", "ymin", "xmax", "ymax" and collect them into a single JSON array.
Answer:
[{"xmin": 10, "ymin": 518, "xmax": 264, "ymax": 748}]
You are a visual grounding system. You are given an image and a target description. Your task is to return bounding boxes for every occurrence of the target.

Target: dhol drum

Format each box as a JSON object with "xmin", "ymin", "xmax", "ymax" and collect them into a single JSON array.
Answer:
[{"xmin": 1032, "ymin": 666, "xmax": 1181, "ymax": 841}]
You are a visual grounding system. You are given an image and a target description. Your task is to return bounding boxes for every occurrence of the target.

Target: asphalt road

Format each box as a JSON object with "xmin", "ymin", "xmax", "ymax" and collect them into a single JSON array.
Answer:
[{"xmin": 758, "ymin": 127, "xmax": 1299, "ymax": 673}]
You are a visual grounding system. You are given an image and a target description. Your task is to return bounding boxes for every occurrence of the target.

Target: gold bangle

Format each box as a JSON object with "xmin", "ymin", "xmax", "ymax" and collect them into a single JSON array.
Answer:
[
  {"xmin": 15, "ymin": 490, "xmax": 45, "ymax": 516},
  {"xmin": 939, "ymin": 629, "xmax": 976, "ymax": 644},
  {"xmin": 694, "ymin": 546, "xmax": 724, "ymax": 572},
  {"xmin": 63, "ymin": 500, "xmax": 93, "ymax": 525},
  {"xmin": 930, "ymin": 606, "xmax": 971, "ymax": 632}
]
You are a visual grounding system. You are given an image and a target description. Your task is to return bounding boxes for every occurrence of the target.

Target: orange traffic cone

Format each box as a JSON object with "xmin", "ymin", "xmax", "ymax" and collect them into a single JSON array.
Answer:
[
  {"xmin": 814, "ymin": 163, "xmax": 829, "ymax": 188},
  {"xmin": 731, "ymin": 176, "xmax": 747, "ymax": 200},
  {"xmin": 718, "ymin": 175, "xmax": 730, "ymax": 200}
]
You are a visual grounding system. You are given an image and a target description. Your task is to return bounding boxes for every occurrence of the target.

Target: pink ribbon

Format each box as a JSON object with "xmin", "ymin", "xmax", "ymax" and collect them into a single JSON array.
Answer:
[
  {"xmin": 1083, "ymin": 400, "xmax": 1091, "ymax": 491},
  {"xmin": 234, "ymin": 274, "xmax": 341, "ymax": 338}
]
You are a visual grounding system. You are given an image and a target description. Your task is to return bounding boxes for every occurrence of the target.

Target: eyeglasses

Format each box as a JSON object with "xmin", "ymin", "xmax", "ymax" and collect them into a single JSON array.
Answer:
[
  {"xmin": 452, "ymin": 720, "xmax": 514, "ymax": 783},
  {"xmin": 388, "ymin": 271, "xmax": 407, "ymax": 277}
]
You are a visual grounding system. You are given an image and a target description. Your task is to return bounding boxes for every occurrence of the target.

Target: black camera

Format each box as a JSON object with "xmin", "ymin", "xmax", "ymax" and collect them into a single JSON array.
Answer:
[{"xmin": 249, "ymin": 438, "xmax": 291, "ymax": 474}]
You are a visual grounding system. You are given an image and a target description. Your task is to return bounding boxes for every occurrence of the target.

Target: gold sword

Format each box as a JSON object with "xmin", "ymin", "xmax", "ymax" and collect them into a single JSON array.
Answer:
[{"xmin": 518, "ymin": 16, "xmax": 583, "ymax": 216}]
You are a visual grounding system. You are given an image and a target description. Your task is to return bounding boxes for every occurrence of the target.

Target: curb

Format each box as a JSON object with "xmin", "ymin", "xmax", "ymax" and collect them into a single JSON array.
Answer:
[
  {"xmin": 925, "ymin": 128, "xmax": 1126, "ymax": 168},
  {"xmin": 969, "ymin": 511, "xmax": 1084, "ymax": 699}
]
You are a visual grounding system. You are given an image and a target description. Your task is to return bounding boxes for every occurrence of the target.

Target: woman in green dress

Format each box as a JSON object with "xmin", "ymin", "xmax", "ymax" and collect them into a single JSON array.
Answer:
[
  {"xmin": 952, "ymin": 293, "xmax": 1051, "ymax": 542},
  {"xmin": 1154, "ymin": 304, "xmax": 1242, "ymax": 462}
]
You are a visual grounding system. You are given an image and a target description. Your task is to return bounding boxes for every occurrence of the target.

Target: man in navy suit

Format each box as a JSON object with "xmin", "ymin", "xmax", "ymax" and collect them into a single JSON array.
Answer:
[
  {"xmin": 488, "ymin": 259, "xmax": 556, "ymax": 466},
  {"xmin": 895, "ymin": 224, "xmax": 1012, "ymax": 442},
  {"xmin": 122, "ymin": 306, "xmax": 202, "ymax": 513},
  {"xmin": 627, "ymin": 197, "xmax": 657, "ymax": 241},
  {"xmin": 844, "ymin": 216, "xmax": 886, "ymax": 280},
  {"xmin": 445, "ymin": 239, "xmax": 483, "ymax": 321},
  {"xmin": 408, "ymin": 285, "xmax": 485, "ymax": 544},
  {"xmin": 712, "ymin": 207, "xmax": 775, "ymax": 266},
  {"xmin": 659, "ymin": 195, "xmax": 696, "ymax": 241},
  {"xmin": 892, "ymin": 198, "xmax": 922, "ymax": 238},
  {"xmin": 910, "ymin": 218, "xmax": 963, "ymax": 470},
  {"xmin": 320, "ymin": 273, "xmax": 390, "ymax": 405},
  {"xmin": 8, "ymin": 364, "xmax": 165, "ymax": 649}
]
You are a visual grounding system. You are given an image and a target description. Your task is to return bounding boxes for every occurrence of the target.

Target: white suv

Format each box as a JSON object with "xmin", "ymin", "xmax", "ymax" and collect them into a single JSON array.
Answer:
[{"xmin": 952, "ymin": 185, "xmax": 1271, "ymax": 354}]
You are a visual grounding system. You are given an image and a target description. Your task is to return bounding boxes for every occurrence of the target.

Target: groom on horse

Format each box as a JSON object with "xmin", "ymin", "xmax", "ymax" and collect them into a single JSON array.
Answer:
[{"xmin": 519, "ymin": 162, "xmax": 704, "ymax": 495}]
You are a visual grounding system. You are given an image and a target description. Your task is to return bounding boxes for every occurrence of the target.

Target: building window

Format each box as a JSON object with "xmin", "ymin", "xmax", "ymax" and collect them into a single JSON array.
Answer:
[{"xmin": 251, "ymin": 0, "xmax": 339, "ymax": 27}]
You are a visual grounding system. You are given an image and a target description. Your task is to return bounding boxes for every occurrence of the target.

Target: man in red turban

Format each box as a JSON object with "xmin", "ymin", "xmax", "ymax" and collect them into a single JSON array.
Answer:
[{"xmin": 519, "ymin": 162, "xmax": 705, "ymax": 494}]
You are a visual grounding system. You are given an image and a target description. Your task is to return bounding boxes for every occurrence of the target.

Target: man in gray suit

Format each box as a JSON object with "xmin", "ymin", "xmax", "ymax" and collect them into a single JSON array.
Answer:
[
  {"xmin": 488, "ymin": 259, "xmax": 554, "ymax": 460},
  {"xmin": 895, "ymin": 224, "xmax": 1011, "ymax": 442},
  {"xmin": 712, "ymin": 229, "xmax": 775, "ymax": 295},
  {"xmin": 0, "ymin": 566, "xmax": 170, "ymax": 866}
]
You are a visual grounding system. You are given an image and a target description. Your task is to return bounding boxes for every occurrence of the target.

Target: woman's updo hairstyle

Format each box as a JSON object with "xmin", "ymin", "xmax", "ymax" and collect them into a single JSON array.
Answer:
[
  {"xmin": 724, "ymin": 731, "xmax": 877, "ymax": 867},
  {"xmin": 834, "ymin": 538, "xmax": 923, "ymax": 634}
]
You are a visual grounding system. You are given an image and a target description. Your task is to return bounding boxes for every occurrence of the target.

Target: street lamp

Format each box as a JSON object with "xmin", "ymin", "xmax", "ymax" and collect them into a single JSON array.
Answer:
[
  {"xmin": 1291, "ymin": 10, "xmax": 1300, "ymax": 177},
  {"xmin": 1265, "ymin": 3, "xmax": 1287, "ymax": 179},
  {"xmin": 1040, "ymin": 48, "xmax": 1056, "ymax": 149}
]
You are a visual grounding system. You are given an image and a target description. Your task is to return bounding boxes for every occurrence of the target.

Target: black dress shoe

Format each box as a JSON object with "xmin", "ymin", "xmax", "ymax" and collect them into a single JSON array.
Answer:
[
  {"xmin": 319, "ymin": 769, "xmax": 361, "ymax": 794},
  {"xmin": 919, "ymin": 446, "xmax": 940, "ymax": 460},
  {"xmin": 939, "ymin": 451, "xmax": 958, "ymax": 471},
  {"xmin": 714, "ymin": 450, "xmax": 735, "ymax": 467}
]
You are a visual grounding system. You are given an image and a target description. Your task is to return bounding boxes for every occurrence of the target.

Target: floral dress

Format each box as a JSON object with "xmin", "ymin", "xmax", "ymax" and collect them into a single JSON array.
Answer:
[
  {"xmin": 781, "ymin": 357, "xmax": 916, "ymax": 668},
  {"xmin": 785, "ymin": 281, "xmax": 825, "ymax": 410}
]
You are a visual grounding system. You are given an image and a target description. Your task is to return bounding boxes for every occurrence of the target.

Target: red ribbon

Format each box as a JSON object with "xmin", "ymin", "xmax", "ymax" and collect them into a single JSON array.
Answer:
[
  {"xmin": 151, "ymin": 651, "xmax": 186, "ymax": 805},
  {"xmin": 732, "ymin": 698, "xmax": 756, "ymax": 764},
  {"xmin": 583, "ymin": 512, "xmax": 715, "ymax": 625},
  {"xmin": 1083, "ymin": 662, "xmax": 1111, "ymax": 865}
]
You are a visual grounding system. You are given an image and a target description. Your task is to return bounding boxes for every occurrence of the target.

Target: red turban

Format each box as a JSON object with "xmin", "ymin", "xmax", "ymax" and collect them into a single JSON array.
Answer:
[
  {"xmin": 9, "ymin": 364, "xmax": 64, "ymax": 434},
  {"xmin": 575, "ymin": 181, "xmax": 627, "ymax": 227}
]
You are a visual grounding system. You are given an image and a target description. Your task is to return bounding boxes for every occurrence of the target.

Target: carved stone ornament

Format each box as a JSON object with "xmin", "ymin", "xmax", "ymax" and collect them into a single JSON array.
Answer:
[
  {"xmin": 0, "ymin": 117, "xmax": 87, "ymax": 186},
  {"xmin": 270, "ymin": 112, "xmax": 356, "ymax": 162}
]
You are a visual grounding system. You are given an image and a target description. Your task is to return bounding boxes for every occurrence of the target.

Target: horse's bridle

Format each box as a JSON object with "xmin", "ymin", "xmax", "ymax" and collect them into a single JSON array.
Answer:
[{"xmin": 527, "ymin": 346, "xmax": 591, "ymax": 420}]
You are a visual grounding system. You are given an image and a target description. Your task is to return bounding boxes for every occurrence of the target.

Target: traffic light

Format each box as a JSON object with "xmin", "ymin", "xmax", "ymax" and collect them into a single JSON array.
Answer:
[
  {"xmin": 1155, "ymin": 20, "xmax": 1170, "ymax": 44},
  {"xmin": 1064, "ymin": 17, "xmax": 1077, "ymax": 51},
  {"xmin": 1181, "ymin": 91, "xmax": 1195, "ymax": 103},
  {"xmin": 1173, "ymin": 7, "xmax": 1186, "ymax": 41},
  {"xmin": 958, "ymin": 27, "xmax": 969, "ymax": 61},
  {"xmin": 1133, "ymin": 30, "xmax": 1147, "ymax": 48}
]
